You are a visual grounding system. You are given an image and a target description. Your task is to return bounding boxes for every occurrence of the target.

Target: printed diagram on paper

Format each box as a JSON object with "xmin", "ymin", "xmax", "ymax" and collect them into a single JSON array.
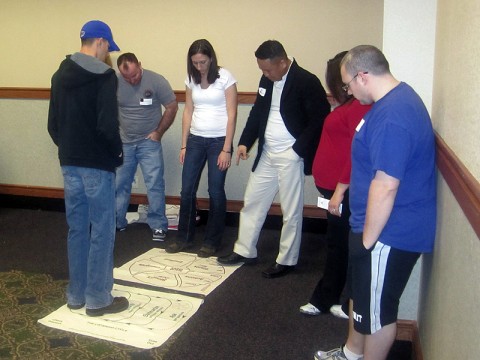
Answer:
[
  {"xmin": 114, "ymin": 248, "xmax": 242, "ymax": 297},
  {"xmin": 40, "ymin": 249, "xmax": 242, "ymax": 349},
  {"xmin": 38, "ymin": 284, "xmax": 203, "ymax": 349}
]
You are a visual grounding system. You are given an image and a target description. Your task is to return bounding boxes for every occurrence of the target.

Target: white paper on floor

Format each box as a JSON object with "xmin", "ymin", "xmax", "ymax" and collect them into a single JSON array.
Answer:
[
  {"xmin": 38, "ymin": 284, "xmax": 203, "ymax": 349},
  {"xmin": 125, "ymin": 203, "xmax": 149, "ymax": 224},
  {"xmin": 38, "ymin": 250, "xmax": 243, "ymax": 349},
  {"xmin": 114, "ymin": 248, "xmax": 242, "ymax": 297},
  {"xmin": 125, "ymin": 204, "xmax": 185, "ymax": 230}
]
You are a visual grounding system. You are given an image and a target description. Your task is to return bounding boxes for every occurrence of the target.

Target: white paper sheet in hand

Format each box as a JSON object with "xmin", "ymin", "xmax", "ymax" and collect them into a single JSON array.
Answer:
[{"xmin": 317, "ymin": 196, "xmax": 342, "ymax": 214}]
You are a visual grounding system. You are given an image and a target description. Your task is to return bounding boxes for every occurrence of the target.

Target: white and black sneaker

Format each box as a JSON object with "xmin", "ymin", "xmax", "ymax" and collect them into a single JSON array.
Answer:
[
  {"xmin": 152, "ymin": 229, "xmax": 167, "ymax": 242},
  {"xmin": 314, "ymin": 346, "xmax": 348, "ymax": 360}
]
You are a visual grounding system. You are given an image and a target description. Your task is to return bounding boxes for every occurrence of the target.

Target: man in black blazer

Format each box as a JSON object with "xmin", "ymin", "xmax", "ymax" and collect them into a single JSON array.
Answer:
[{"xmin": 218, "ymin": 40, "xmax": 330, "ymax": 278}]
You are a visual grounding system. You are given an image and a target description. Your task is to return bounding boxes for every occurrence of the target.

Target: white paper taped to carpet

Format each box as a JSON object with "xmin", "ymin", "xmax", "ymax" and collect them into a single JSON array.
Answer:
[
  {"xmin": 114, "ymin": 248, "xmax": 242, "ymax": 297},
  {"xmin": 38, "ymin": 284, "xmax": 203, "ymax": 349},
  {"xmin": 38, "ymin": 249, "xmax": 242, "ymax": 349}
]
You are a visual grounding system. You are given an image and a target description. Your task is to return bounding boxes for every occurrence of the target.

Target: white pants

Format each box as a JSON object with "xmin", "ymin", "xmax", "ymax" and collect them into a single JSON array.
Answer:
[{"xmin": 233, "ymin": 148, "xmax": 305, "ymax": 265}]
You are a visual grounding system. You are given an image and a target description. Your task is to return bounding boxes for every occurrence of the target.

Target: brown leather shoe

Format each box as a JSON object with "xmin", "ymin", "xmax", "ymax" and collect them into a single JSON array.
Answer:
[
  {"xmin": 165, "ymin": 241, "xmax": 193, "ymax": 254},
  {"xmin": 197, "ymin": 245, "xmax": 217, "ymax": 258}
]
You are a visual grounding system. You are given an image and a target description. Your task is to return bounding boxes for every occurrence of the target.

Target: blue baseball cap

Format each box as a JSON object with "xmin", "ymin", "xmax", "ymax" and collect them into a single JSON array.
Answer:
[{"xmin": 80, "ymin": 20, "xmax": 120, "ymax": 52}]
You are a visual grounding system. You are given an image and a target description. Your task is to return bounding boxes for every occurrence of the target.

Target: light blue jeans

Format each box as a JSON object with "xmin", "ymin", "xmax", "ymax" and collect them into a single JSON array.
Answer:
[
  {"xmin": 115, "ymin": 139, "xmax": 168, "ymax": 231},
  {"xmin": 62, "ymin": 166, "xmax": 115, "ymax": 309}
]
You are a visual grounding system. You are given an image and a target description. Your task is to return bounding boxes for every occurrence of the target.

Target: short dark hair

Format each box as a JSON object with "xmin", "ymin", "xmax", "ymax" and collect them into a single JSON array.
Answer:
[
  {"xmin": 187, "ymin": 39, "xmax": 219, "ymax": 85},
  {"xmin": 254, "ymin": 40, "xmax": 288, "ymax": 61},
  {"xmin": 341, "ymin": 45, "xmax": 390, "ymax": 77},
  {"xmin": 81, "ymin": 38, "xmax": 96, "ymax": 47},
  {"xmin": 326, "ymin": 51, "xmax": 351, "ymax": 105},
  {"xmin": 117, "ymin": 52, "xmax": 139, "ymax": 71}
]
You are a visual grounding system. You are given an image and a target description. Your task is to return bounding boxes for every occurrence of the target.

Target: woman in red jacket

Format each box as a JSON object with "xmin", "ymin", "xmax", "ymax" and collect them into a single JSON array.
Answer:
[{"xmin": 300, "ymin": 51, "xmax": 371, "ymax": 318}]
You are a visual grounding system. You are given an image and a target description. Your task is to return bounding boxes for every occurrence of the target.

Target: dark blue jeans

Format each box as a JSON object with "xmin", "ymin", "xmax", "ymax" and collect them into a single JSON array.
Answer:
[{"xmin": 177, "ymin": 134, "xmax": 228, "ymax": 248}]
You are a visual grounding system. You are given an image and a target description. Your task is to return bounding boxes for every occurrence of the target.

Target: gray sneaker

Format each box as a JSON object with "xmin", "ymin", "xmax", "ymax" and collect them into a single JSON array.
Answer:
[
  {"xmin": 152, "ymin": 229, "xmax": 167, "ymax": 242},
  {"xmin": 314, "ymin": 347, "xmax": 347, "ymax": 360}
]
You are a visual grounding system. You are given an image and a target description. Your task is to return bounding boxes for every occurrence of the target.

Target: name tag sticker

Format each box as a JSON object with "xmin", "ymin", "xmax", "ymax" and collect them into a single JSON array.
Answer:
[
  {"xmin": 140, "ymin": 98, "xmax": 153, "ymax": 106},
  {"xmin": 356, "ymin": 119, "xmax": 365, "ymax": 132}
]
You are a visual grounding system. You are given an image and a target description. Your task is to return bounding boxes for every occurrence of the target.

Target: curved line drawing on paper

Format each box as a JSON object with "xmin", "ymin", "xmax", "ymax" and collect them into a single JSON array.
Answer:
[{"xmin": 114, "ymin": 249, "xmax": 242, "ymax": 296}]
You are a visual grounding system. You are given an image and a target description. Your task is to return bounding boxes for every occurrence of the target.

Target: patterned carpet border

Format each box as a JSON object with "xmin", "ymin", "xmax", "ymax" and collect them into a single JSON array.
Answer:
[{"xmin": 0, "ymin": 271, "xmax": 176, "ymax": 359}]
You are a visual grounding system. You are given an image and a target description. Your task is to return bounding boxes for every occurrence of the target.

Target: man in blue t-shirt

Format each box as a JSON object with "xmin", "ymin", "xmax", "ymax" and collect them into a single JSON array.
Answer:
[{"xmin": 315, "ymin": 45, "xmax": 436, "ymax": 360}]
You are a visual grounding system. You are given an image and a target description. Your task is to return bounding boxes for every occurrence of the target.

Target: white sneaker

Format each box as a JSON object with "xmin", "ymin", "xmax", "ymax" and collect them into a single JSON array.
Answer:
[
  {"xmin": 314, "ymin": 347, "xmax": 347, "ymax": 360},
  {"xmin": 329, "ymin": 304, "xmax": 348, "ymax": 319},
  {"xmin": 299, "ymin": 303, "xmax": 321, "ymax": 316}
]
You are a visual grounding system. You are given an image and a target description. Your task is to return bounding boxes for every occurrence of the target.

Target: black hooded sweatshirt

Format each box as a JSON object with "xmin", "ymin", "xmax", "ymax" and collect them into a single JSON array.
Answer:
[{"xmin": 48, "ymin": 53, "xmax": 123, "ymax": 172}]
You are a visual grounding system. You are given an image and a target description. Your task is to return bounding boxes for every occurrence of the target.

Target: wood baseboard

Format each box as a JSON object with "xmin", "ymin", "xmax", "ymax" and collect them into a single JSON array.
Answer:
[
  {"xmin": 396, "ymin": 320, "xmax": 423, "ymax": 360},
  {"xmin": 0, "ymin": 183, "xmax": 327, "ymax": 219}
]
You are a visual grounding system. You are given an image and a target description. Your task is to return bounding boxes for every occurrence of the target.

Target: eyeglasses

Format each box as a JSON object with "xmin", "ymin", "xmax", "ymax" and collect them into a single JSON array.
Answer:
[{"xmin": 342, "ymin": 72, "xmax": 368, "ymax": 92}]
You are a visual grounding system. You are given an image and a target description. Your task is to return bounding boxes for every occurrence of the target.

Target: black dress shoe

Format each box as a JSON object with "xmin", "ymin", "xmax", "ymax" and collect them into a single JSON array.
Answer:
[
  {"xmin": 262, "ymin": 263, "xmax": 295, "ymax": 278},
  {"xmin": 217, "ymin": 252, "xmax": 257, "ymax": 265},
  {"xmin": 86, "ymin": 296, "xmax": 129, "ymax": 317},
  {"xmin": 67, "ymin": 302, "xmax": 85, "ymax": 310}
]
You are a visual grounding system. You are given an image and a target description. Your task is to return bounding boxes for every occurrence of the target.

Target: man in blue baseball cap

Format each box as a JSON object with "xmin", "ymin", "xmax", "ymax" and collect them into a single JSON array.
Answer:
[
  {"xmin": 48, "ymin": 20, "xmax": 128, "ymax": 317},
  {"xmin": 80, "ymin": 20, "xmax": 120, "ymax": 52}
]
